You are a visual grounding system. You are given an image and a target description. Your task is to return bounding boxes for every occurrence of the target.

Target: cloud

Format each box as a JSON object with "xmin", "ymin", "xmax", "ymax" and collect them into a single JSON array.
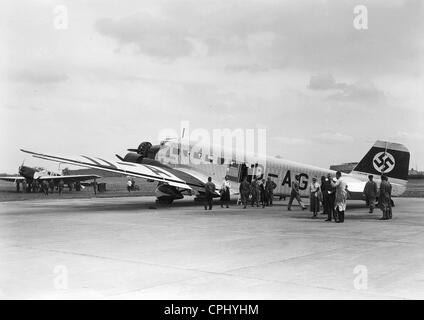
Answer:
[
  {"xmin": 95, "ymin": 13, "xmax": 193, "ymax": 60},
  {"xmin": 314, "ymin": 132, "xmax": 354, "ymax": 144},
  {"xmin": 328, "ymin": 81, "xmax": 385, "ymax": 102},
  {"xmin": 308, "ymin": 73, "xmax": 346, "ymax": 90},
  {"xmin": 392, "ymin": 131, "xmax": 424, "ymax": 141},
  {"xmin": 308, "ymin": 73, "xmax": 385, "ymax": 102},
  {"xmin": 271, "ymin": 136, "xmax": 309, "ymax": 145},
  {"xmin": 164, "ymin": 0, "xmax": 423, "ymax": 75},
  {"xmin": 225, "ymin": 63, "xmax": 269, "ymax": 73},
  {"xmin": 10, "ymin": 70, "xmax": 68, "ymax": 84}
]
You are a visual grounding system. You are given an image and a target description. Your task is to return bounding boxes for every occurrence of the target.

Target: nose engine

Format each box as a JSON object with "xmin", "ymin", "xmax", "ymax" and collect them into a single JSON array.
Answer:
[
  {"xmin": 119, "ymin": 141, "xmax": 184, "ymax": 204},
  {"xmin": 122, "ymin": 141, "xmax": 161, "ymax": 164}
]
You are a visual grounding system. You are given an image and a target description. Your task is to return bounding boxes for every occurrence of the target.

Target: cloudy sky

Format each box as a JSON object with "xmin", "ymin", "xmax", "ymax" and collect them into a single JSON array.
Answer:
[{"xmin": 0, "ymin": 0, "xmax": 423, "ymax": 173}]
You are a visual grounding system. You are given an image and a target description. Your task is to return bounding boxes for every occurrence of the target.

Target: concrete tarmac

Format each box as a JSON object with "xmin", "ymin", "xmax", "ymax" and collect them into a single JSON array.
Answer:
[{"xmin": 1, "ymin": 197, "xmax": 423, "ymax": 299}]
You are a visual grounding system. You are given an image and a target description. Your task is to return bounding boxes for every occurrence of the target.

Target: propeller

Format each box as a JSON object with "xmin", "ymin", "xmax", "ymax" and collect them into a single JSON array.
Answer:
[{"xmin": 18, "ymin": 159, "xmax": 25, "ymax": 175}]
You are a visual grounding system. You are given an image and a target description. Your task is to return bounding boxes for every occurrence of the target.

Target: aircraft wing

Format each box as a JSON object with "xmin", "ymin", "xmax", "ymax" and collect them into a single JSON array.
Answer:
[
  {"xmin": 343, "ymin": 175, "xmax": 367, "ymax": 193},
  {"xmin": 0, "ymin": 176, "xmax": 25, "ymax": 182},
  {"xmin": 21, "ymin": 149, "xmax": 192, "ymax": 190},
  {"xmin": 35, "ymin": 174, "xmax": 101, "ymax": 184}
]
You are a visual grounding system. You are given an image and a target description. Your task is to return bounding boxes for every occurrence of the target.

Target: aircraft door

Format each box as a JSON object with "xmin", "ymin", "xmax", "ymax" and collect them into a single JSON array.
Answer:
[{"xmin": 227, "ymin": 161, "xmax": 247, "ymax": 183}]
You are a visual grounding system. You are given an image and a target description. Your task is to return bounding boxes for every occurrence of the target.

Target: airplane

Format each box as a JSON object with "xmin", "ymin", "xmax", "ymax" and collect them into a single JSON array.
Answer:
[
  {"xmin": 20, "ymin": 137, "xmax": 410, "ymax": 205},
  {"xmin": 0, "ymin": 164, "xmax": 101, "ymax": 192}
]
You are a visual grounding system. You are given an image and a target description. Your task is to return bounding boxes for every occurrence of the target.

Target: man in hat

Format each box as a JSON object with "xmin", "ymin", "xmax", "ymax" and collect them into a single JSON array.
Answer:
[
  {"xmin": 379, "ymin": 175, "xmax": 392, "ymax": 220},
  {"xmin": 322, "ymin": 173, "xmax": 335, "ymax": 221},
  {"xmin": 363, "ymin": 175, "xmax": 378, "ymax": 213},
  {"xmin": 265, "ymin": 177, "xmax": 276, "ymax": 207},
  {"xmin": 309, "ymin": 177, "xmax": 320, "ymax": 217},
  {"xmin": 204, "ymin": 176, "xmax": 216, "ymax": 210}
]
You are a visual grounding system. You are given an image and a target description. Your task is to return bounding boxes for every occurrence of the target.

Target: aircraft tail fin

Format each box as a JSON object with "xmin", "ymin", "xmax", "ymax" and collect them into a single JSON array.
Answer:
[{"xmin": 352, "ymin": 140, "xmax": 410, "ymax": 181}]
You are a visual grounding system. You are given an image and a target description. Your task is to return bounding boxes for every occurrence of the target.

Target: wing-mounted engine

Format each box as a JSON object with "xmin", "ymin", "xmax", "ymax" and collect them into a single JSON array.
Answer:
[{"xmin": 155, "ymin": 183, "xmax": 185, "ymax": 205}]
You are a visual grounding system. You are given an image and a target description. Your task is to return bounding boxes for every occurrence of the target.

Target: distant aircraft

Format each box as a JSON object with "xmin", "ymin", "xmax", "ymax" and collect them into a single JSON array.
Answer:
[
  {"xmin": 20, "ymin": 137, "xmax": 409, "ymax": 205},
  {"xmin": 0, "ymin": 164, "xmax": 101, "ymax": 191}
]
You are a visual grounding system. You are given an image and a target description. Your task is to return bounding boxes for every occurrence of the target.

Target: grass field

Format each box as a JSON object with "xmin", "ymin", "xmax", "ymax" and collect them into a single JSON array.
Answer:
[{"xmin": 1, "ymin": 177, "xmax": 423, "ymax": 202}]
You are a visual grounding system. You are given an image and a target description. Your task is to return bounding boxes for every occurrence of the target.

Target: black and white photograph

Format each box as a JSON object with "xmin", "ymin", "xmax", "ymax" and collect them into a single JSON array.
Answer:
[{"xmin": 0, "ymin": 0, "xmax": 423, "ymax": 302}]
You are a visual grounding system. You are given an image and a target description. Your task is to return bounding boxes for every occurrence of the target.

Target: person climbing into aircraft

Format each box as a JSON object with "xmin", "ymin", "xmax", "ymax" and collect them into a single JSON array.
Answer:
[
  {"xmin": 331, "ymin": 171, "xmax": 347, "ymax": 223},
  {"xmin": 363, "ymin": 175, "xmax": 378, "ymax": 213},
  {"xmin": 204, "ymin": 177, "xmax": 216, "ymax": 210},
  {"xmin": 379, "ymin": 175, "xmax": 392, "ymax": 220},
  {"xmin": 265, "ymin": 177, "xmax": 277, "ymax": 207},
  {"xmin": 310, "ymin": 177, "xmax": 320, "ymax": 218},
  {"xmin": 220, "ymin": 176, "xmax": 231, "ymax": 208},
  {"xmin": 287, "ymin": 174, "xmax": 306, "ymax": 211},
  {"xmin": 239, "ymin": 176, "xmax": 251, "ymax": 209}
]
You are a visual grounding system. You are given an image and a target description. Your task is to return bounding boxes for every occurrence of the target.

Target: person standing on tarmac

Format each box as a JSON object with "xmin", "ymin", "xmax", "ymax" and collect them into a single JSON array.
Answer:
[
  {"xmin": 265, "ymin": 177, "xmax": 276, "ymax": 207},
  {"xmin": 287, "ymin": 175, "xmax": 306, "ymax": 211},
  {"xmin": 259, "ymin": 179, "xmax": 267, "ymax": 208},
  {"xmin": 239, "ymin": 177, "xmax": 251, "ymax": 209},
  {"xmin": 363, "ymin": 175, "xmax": 378, "ymax": 213},
  {"xmin": 309, "ymin": 177, "xmax": 320, "ymax": 218},
  {"xmin": 204, "ymin": 177, "xmax": 216, "ymax": 210},
  {"xmin": 127, "ymin": 177, "xmax": 132, "ymax": 192},
  {"xmin": 48, "ymin": 179, "xmax": 55, "ymax": 193},
  {"xmin": 58, "ymin": 179, "xmax": 65, "ymax": 195},
  {"xmin": 323, "ymin": 174, "xmax": 335, "ymax": 221},
  {"xmin": 331, "ymin": 171, "xmax": 348, "ymax": 223},
  {"xmin": 42, "ymin": 180, "xmax": 49, "ymax": 195},
  {"xmin": 220, "ymin": 176, "xmax": 231, "ymax": 208},
  {"xmin": 93, "ymin": 178, "xmax": 97, "ymax": 195},
  {"xmin": 250, "ymin": 178, "xmax": 260, "ymax": 207},
  {"xmin": 379, "ymin": 175, "xmax": 392, "ymax": 220}
]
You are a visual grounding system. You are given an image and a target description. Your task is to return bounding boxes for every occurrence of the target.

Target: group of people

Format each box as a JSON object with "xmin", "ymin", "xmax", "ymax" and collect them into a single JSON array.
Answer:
[
  {"xmin": 290, "ymin": 171, "xmax": 392, "ymax": 222},
  {"xmin": 305, "ymin": 171, "xmax": 348, "ymax": 223},
  {"xmin": 127, "ymin": 177, "xmax": 136, "ymax": 192},
  {"xmin": 15, "ymin": 179, "xmax": 83, "ymax": 195},
  {"xmin": 203, "ymin": 171, "xmax": 393, "ymax": 221},
  {"xmin": 363, "ymin": 174, "xmax": 393, "ymax": 220},
  {"xmin": 203, "ymin": 176, "xmax": 277, "ymax": 210}
]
